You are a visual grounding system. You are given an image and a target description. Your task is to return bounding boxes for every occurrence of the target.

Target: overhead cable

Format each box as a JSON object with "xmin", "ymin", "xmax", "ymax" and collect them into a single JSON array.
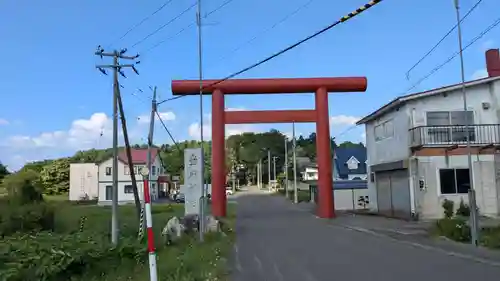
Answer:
[{"xmin": 157, "ymin": 0, "xmax": 384, "ymax": 105}]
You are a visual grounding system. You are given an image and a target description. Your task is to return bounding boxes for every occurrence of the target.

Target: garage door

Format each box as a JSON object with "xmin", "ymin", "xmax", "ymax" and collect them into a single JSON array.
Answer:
[
  {"xmin": 376, "ymin": 173, "xmax": 392, "ymax": 217},
  {"xmin": 376, "ymin": 169, "xmax": 411, "ymax": 219}
]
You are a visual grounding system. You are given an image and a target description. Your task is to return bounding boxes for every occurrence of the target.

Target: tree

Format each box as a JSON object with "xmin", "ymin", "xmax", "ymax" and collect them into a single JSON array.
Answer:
[
  {"xmin": 0, "ymin": 162, "xmax": 10, "ymax": 182},
  {"xmin": 2, "ymin": 169, "xmax": 44, "ymax": 204},
  {"xmin": 39, "ymin": 158, "xmax": 70, "ymax": 194},
  {"xmin": 337, "ymin": 141, "xmax": 364, "ymax": 148}
]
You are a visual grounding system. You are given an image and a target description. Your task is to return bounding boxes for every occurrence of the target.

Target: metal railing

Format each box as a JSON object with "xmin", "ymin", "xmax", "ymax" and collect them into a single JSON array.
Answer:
[{"xmin": 409, "ymin": 124, "xmax": 500, "ymax": 147}]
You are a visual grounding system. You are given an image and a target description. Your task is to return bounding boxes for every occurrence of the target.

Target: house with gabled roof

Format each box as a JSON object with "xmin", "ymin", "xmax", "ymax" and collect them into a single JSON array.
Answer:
[
  {"xmin": 301, "ymin": 147, "xmax": 368, "ymax": 181},
  {"xmin": 334, "ymin": 147, "xmax": 368, "ymax": 180},
  {"xmin": 97, "ymin": 148, "xmax": 168, "ymax": 205}
]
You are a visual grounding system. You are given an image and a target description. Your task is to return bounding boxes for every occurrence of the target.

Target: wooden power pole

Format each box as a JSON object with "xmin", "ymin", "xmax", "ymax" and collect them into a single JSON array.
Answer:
[{"xmin": 94, "ymin": 46, "xmax": 140, "ymax": 244}]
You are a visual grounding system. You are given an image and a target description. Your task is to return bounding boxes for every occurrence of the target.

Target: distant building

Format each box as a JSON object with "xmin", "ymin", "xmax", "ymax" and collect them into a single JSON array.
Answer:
[
  {"xmin": 97, "ymin": 148, "xmax": 167, "ymax": 204},
  {"xmin": 301, "ymin": 147, "xmax": 368, "ymax": 181},
  {"xmin": 69, "ymin": 163, "xmax": 98, "ymax": 201},
  {"xmin": 334, "ymin": 147, "xmax": 368, "ymax": 180},
  {"xmin": 69, "ymin": 148, "xmax": 168, "ymax": 204}
]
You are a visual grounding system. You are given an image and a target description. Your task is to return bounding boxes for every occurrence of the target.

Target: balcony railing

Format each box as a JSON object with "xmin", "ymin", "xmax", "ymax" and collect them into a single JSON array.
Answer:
[{"xmin": 409, "ymin": 124, "xmax": 500, "ymax": 147}]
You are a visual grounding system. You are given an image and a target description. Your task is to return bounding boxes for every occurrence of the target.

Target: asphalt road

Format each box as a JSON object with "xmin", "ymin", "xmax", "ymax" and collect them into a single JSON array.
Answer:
[{"xmin": 231, "ymin": 188, "xmax": 500, "ymax": 281}]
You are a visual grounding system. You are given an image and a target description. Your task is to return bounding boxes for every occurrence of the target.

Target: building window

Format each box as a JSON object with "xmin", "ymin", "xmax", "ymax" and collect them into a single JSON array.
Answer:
[
  {"xmin": 105, "ymin": 185, "xmax": 112, "ymax": 200},
  {"xmin": 374, "ymin": 120, "xmax": 394, "ymax": 141},
  {"xmin": 439, "ymin": 168, "xmax": 470, "ymax": 194},
  {"xmin": 152, "ymin": 166, "xmax": 156, "ymax": 176},
  {"xmin": 125, "ymin": 167, "xmax": 130, "ymax": 175},
  {"xmin": 426, "ymin": 111, "xmax": 475, "ymax": 143},
  {"xmin": 135, "ymin": 165, "xmax": 144, "ymax": 175},
  {"xmin": 124, "ymin": 185, "xmax": 134, "ymax": 194},
  {"xmin": 151, "ymin": 183, "xmax": 156, "ymax": 192},
  {"xmin": 105, "ymin": 167, "xmax": 112, "ymax": 175}
]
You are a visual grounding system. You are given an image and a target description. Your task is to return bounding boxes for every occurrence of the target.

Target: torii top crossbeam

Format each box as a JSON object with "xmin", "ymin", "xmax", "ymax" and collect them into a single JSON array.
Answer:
[{"xmin": 171, "ymin": 77, "xmax": 367, "ymax": 95}]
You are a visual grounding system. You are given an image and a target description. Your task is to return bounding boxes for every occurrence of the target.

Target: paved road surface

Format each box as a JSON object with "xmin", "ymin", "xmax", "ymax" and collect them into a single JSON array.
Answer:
[{"xmin": 231, "ymin": 187, "xmax": 500, "ymax": 281}]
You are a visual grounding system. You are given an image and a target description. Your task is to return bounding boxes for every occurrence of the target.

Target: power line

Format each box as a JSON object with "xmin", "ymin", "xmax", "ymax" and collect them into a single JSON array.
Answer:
[
  {"xmin": 405, "ymin": 0, "xmax": 484, "ymax": 79},
  {"xmin": 142, "ymin": 0, "xmax": 239, "ymax": 54},
  {"xmin": 157, "ymin": 0, "xmax": 384, "ymax": 105},
  {"xmin": 131, "ymin": 2, "xmax": 197, "ymax": 49},
  {"xmin": 209, "ymin": 0, "xmax": 317, "ymax": 68},
  {"xmin": 108, "ymin": 0, "xmax": 177, "ymax": 47},
  {"xmin": 156, "ymin": 110, "xmax": 182, "ymax": 151},
  {"xmin": 406, "ymin": 15, "xmax": 500, "ymax": 93}
]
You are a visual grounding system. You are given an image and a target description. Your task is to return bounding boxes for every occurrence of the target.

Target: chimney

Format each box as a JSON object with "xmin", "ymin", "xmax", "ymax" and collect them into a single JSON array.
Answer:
[{"xmin": 486, "ymin": 49, "xmax": 500, "ymax": 77}]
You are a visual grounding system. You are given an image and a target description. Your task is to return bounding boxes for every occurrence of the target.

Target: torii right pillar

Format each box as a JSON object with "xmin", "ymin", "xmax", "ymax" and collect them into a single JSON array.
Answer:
[{"xmin": 315, "ymin": 86, "xmax": 334, "ymax": 218}]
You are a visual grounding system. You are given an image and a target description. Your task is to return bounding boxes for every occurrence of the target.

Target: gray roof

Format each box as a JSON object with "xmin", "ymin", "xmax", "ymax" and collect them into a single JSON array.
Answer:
[{"xmin": 356, "ymin": 76, "xmax": 500, "ymax": 125}]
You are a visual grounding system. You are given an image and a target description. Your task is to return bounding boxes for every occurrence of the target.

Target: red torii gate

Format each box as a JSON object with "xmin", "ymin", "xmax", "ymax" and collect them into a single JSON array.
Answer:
[{"xmin": 171, "ymin": 77, "xmax": 367, "ymax": 219}]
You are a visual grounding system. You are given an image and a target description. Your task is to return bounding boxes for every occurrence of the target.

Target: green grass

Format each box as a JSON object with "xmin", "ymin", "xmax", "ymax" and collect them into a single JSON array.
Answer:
[{"xmin": 4, "ymin": 198, "xmax": 236, "ymax": 281}]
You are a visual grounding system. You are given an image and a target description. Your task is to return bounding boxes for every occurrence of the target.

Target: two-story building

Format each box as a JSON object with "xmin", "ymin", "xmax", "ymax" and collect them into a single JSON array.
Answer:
[
  {"xmin": 97, "ymin": 148, "xmax": 168, "ymax": 205},
  {"xmin": 357, "ymin": 48, "xmax": 500, "ymax": 220}
]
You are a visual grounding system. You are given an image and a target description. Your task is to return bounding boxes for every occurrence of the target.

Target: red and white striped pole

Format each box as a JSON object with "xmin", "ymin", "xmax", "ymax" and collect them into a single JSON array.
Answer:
[{"xmin": 140, "ymin": 167, "xmax": 158, "ymax": 281}]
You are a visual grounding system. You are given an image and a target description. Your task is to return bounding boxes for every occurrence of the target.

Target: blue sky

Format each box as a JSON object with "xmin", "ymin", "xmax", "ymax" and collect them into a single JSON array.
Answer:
[{"xmin": 0, "ymin": 0, "xmax": 498, "ymax": 170}]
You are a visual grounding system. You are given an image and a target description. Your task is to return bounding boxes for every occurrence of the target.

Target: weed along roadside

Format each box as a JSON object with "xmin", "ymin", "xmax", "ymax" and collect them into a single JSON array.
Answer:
[
  {"xmin": 0, "ymin": 182, "xmax": 236, "ymax": 281},
  {"xmin": 433, "ymin": 198, "xmax": 500, "ymax": 249}
]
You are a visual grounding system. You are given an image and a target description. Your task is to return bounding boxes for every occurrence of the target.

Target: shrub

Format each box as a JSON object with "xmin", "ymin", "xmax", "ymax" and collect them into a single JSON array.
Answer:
[
  {"xmin": 442, "ymin": 199, "xmax": 454, "ymax": 218},
  {"xmin": 435, "ymin": 217, "xmax": 471, "ymax": 242},
  {"xmin": 0, "ymin": 202, "xmax": 55, "ymax": 236},
  {"xmin": 480, "ymin": 226, "xmax": 500, "ymax": 249},
  {"xmin": 456, "ymin": 199, "xmax": 471, "ymax": 217},
  {"xmin": 2, "ymin": 170, "xmax": 44, "ymax": 205},
  {"xmin": 0, "ymin": 232, "xmax": 146, "ymax": 281}
]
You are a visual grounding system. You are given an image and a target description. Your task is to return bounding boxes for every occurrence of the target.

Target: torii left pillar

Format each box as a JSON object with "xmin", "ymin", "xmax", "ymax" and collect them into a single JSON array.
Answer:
[{"xmin": 172, "ymin": 77, "xmax": 368, "ymax": 218}]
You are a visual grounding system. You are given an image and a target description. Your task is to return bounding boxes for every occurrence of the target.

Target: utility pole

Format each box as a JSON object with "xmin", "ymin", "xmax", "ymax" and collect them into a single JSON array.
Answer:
[
  {"xmin": 147, "ymin": 87, "xmax": 157, "ymax": 202},
  {"xmin": 116, "ymin": 83, "xmax": 141, "ymax": 219},
  {"xmin": 95, "ymin": 46, "xmax": 140, "ymax": 245},
  {"xmin": 196, "ymin": 0, "xmax": 206, "ymax": 241},
  {"xmin": 256, "ymin": 162, "xmax": 260, "ymax": 188},
  {"xmin": 272, "ymin": 156, "xmax": 278, "ymax": 182},
  {"xmin": 453, "ymin": 0, "xmax": 479, "ymax": 246},
  {"xmin": 267, "ymin": 150, "xmax": 271, "ymax": 191},
  {"xmin": 285, "ymin": 137, "xmax": 289, "ymax": 197},
  {"xmin": 258, "ymin": 159, "xmax": 262, "ymax": 189},
  {"xmin": 293, "ymin": 122, "xmax": 298, "ymax": 204}
]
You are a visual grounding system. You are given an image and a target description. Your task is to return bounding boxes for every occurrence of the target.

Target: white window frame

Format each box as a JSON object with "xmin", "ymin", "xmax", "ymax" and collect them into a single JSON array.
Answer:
[
  {"xmin": 374, "ymin": 119, "xmax": 394, "ymax": 142},
  {"xmin": 425, "ymin": 111, "xmax": 475, "ymax": 144}
]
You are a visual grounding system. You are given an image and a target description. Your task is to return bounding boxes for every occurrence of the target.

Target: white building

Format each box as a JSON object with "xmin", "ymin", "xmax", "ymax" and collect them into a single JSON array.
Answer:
[
  {"xmin": 69, "ymin": 148, "xmax": 168, "ymax": 204},
  {"xmin": 97, "ymin": 148, "xmax": 167, "ymax": 205},
  {"xmin": 357, "ymin": 48, "xmax": 500, "ymax": 220},
  {"xmin": 69, "ymin": 163, "xmax": 98, "ymax": 201}
]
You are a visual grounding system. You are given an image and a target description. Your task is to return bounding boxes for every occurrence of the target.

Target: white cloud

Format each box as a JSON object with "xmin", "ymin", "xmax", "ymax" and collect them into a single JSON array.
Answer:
[
  {"xmin": 0, "ymin": 111, "xmax": 178, "ymax": 171},
  {"xmin": 471, "ymin": 69, "xmax": 488, "ymax": 80},
  {"xmin": 137, "ymin": 111, "xmax": 175, "ymax": 124},
  {"xmin": 330, "ymin": 115, "xmax": 360, "ymax": 126},
  {"xmin": 0, "ymin": 118, "xmax": 9, "ymax": 125},
  {"xmin": 188, "ymin": 107, "xmax": 255, "ymax": 139},
  {"xmin": 225, "ymin": 107, "xmax": 245, "ymax": 111},
  {"xmin": 4, "ymin": 113, "xmax": 112, "ymax": 150},
  {"xmin": 481, "ymin": 40, "xmax": 495, "ymax": 51}
]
